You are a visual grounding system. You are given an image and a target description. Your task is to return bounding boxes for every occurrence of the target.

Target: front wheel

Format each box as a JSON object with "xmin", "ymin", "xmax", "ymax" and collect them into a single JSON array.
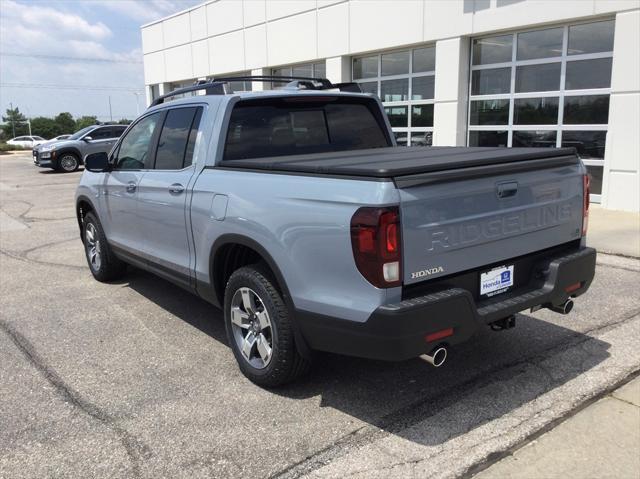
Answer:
[
  {"xmin": 83, "ymin": 212, "xmax": 126, "ymax": 282},
  {"xmin": 224, "ymin": 265, "xmax": 310, "ymax": 387},
  {"xmin": 57, "ymin": 153, "xmax": 79, "ymax": 172}
]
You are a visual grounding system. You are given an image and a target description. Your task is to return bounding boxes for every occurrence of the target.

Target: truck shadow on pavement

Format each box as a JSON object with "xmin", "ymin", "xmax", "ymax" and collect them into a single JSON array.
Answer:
[{"xmin": 124, "ymin": 268, "xmax": 610, "ymax": 448}]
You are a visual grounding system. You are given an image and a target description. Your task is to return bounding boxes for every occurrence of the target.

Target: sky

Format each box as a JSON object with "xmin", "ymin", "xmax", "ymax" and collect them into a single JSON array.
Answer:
[{"xmin": 0, "ymin": 0, "xmax": 202, "ymax": 123}]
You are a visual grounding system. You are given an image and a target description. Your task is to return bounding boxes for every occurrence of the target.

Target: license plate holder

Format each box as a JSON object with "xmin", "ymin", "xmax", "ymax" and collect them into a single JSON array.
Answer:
[{"xmin": 480, "ymin": 265, "xmax": 514, "ymax": 297}]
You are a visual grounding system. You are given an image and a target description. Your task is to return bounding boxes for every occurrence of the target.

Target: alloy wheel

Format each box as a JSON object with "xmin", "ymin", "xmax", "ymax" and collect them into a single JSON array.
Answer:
[
  {"xmin": 85, "ymin": 223, "xmax": 102, "ymax": 272},
  {"xmin": 60, "ymin": 155, "xmax": 77, "ymax": 172},
  {"xmin": 230, "ymin": 287, "xmax": 274, "ymax": 369}
]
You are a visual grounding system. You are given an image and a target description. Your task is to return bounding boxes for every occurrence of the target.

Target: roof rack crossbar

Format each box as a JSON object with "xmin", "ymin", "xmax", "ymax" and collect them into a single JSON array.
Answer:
[{"xmin": 149, "ymin": 75, "xmax": 363, "ymax": 107}]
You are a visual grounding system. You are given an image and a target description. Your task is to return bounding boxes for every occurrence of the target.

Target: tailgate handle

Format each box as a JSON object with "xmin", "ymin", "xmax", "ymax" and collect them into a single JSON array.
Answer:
[{"xmin": 497, "ymin": 181, "xmax": 518, "ymax": 199}]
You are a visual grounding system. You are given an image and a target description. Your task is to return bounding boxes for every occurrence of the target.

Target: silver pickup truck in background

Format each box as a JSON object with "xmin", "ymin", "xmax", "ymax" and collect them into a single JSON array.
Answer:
[{"xmin": 76, "ymin": 76, "xmax": 596, "ymax": 387}]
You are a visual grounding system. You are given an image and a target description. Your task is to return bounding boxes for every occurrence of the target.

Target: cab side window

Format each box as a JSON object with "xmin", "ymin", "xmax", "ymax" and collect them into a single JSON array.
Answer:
[
  {"xmin": 111, "ymin": 126, "xmax": 127, "ymax": 139},
  {"xmin": 153, "ymin": 107, "xmax": 203, "ymax": 170},
  {"xmin": 89, "ymin": 128, "xmax": 112, "ymax": 140},
  {"xmin": 114, "ymin": 113, "xmax": 162, "ymax": 170}
]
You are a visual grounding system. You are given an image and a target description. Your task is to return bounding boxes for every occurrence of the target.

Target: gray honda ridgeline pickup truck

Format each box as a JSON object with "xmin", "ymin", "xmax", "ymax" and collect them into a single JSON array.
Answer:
[{"xmin": 76, "ymin": 76, "xmax": 596, "ymax": 387}]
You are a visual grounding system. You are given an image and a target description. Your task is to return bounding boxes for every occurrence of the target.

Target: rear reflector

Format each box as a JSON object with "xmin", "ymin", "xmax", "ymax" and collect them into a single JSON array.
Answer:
[
  {"xmin": 425, "ymin": 328, "xmax": 454, "ymax": 343},
  {"xmin": 565, "ymin": 282, "xmax": 582, "ymax": 293}
]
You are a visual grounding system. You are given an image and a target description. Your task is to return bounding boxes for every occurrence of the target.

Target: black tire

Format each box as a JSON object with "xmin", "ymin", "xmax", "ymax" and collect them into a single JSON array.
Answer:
[
  {"xmin": 83, "ymin": 212, "xmax": 127, "ymax": 282},
  {"xmin": 57, "ymin": 153, "xmax": 79, "ymax": 172},
  {"xmin": 224, "ymin": 265, "xmax": 310, "ymax": 387}
]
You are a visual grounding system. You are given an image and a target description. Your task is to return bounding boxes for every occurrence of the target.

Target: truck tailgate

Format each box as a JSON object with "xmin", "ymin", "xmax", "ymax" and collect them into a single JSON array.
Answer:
[{"xmin": 399, "ymin": 160, "xmax": 585, "ymax": 286}]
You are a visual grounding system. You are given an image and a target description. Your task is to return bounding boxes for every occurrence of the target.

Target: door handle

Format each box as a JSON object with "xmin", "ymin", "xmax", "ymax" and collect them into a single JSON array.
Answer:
[
  {"xmin": 126, "ymin": 181, "xmax": 137, "ymax": 193},
  {"xmin": 169, "ymin": 183, "xmax": 185, "ymax": 194}
]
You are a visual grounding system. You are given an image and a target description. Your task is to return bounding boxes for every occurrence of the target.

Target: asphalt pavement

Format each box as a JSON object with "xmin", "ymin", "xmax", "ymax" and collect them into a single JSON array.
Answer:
[{"xmin": 1, "ymin": 152, "xmax": 639, "ymax": 479}]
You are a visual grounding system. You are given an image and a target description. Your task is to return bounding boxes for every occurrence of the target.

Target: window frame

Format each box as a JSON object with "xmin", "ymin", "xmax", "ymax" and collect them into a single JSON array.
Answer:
[
  {"xmin": 87, "ymin": 126, "xmax": 114, "ymax": 141},
  {"xmin": 468, "ymin": 19, "xmax": 615, "ymax": 203},
  {"xmin": 110, "ymin": 126, "xmax": 128, "ymax": 138},
  {"xmin": 110, "ymin": 104, "xmax": 205, "ymax": 172},
  {"xmin": 352, "ymin": 45, "xmax": 436, "ymax": 146},
  {"xmin": 151, "ymin": 106, "xmax": 203, "ymax": 171},
  {"xmin": 110, "ymin": 111, "xmax": 164, "ymax": 171}
]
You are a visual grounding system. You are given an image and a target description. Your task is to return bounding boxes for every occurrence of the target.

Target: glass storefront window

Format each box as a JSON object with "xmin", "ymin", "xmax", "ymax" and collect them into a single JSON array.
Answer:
[
  {"xmin": 470, "ymin": 99, "xmax": 510, "ymax": 125},
  {"xmin": 515, "ymin": 63, "xmax": 561, "ymax": 92},
  {"xmin": 512, "ymin": 130, "xmax": 557, "ymax": 147},
  {"xmin": 313, "ymin": 62, "xmax": 326, "ymax": 79},
  {"xmin": 513, "ymin": 97, "xmax": 559, "ymax": 125},
  {"xmin": 469, "ymin": 20, "xmax": 613, "ymax": 203},
  {"xmin": 516, "ymin": 27, "xmax": 564, "ymax": 60},
  {"xmin": 411, "ymin": 105, "xmax": 434, "ymax": 127},
  {"xmin": 471, "ymin": 68, "xmax": 511, "ymax": 95},
  {"xmin": 292, "ymin": 64, "xmax": 312, "ymax": 77},
  {"xmin": 381, "ymin": 51, "xmax": 410, "ymax": 76},
  {"xmin": 381, "ymin": 79, "xmax": 409, "ymax": 102},
  {"xmin": 565, "ymin": 58, "xmax": 612, "ymax": 90},
  {"xmin": 412, "ymin": 46, "xmax": 436, "ymax": 72},
  {"xmin": 411, "ymin": 76, "xmax": 434, "ymax": 100},
  {"xmin": 561, "ymin": 131, "xmax": 607, "ymax": 160},
  {"xmin": 563, "ymin": 95, "xmax": 610, "ymax": 124},
  {"xmin": 272, "ymin": 67, "xmax": 288, "ymax": 77},
  {"xmin": 385, "ymin": 106, "xmax": 408, "ymax": 127},
  {"xmin": 472, "ymin": 35, "xmax": 513, "ymax": 64},
  {"xmin": 394, "ymin": 131, "xmax": 409, "ymax": 146},
  {"xmin": 272, "ymin": 62, "xmax": 326, "ymax": 88},
  {"xmin": 353, "ymin": 56, "xmax": 378, "ymax": 79},
  {"xmin": 410, "ymin": 132, "xmax": 433, "ymax": 146},
  {"xmin": 150, "ymin": 84, "xmax": 160, "ymax": 100},
  {"xmin": 469, "ymin": 130, "xmax": 508, "ymax": 147},
  {"xmin": 584, "ymin": 165, "xmax": 604, "ymax": 195},
  {"xmin": 568, "ymin": 20, "xmax": 615, "ymax": 55},
  {"xmin": 359, "ymin": 81, "xmax": 378, "ymax": 96},
  {"xmin": 355, "ymin": 46, "xmax": 435, "ymax": 145}
]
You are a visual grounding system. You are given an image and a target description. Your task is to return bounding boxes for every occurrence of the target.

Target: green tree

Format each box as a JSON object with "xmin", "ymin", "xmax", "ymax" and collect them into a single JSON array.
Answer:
[
  {"xmin": 117, "ymin": 118, "xmax": 132, "ymax": 125},
  {"xmin": 2, "ymin": 107, "xmax": 28, "ymax": 138},
  {"xmin": 30, "ymin": 117, "xmax": 61, "ymax": 139},
  {"xmin": 75, "ymin": 116, "xmax": 98, "ymax": 131},
  {"xmin": 54, "ymin": 112, "xmax": 76, "ymax": 134}
]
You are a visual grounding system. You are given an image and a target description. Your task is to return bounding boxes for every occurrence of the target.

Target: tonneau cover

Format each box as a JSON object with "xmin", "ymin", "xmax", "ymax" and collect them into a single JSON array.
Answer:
[{"xmin": 218, "ymin": 146, "xmax": 578, "ymax": 179}]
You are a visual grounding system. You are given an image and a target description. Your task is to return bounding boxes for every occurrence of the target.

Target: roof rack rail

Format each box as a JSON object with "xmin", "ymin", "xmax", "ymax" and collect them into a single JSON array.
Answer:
[{"xmin": 149, "ymin": 75, "xmax": 363, "ymax": 107}]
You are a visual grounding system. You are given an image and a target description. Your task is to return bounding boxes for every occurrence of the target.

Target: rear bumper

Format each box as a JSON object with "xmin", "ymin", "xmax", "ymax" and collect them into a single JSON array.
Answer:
[{"xmin": 296, "ymin": 246, "xmax": 596, "ymax": 361}]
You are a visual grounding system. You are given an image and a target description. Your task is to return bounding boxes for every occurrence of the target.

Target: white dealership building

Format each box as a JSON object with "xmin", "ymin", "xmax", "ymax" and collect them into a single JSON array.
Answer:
[{"xmin": 141, "ymin": 0, "xmax": 640, "ymax": 211}]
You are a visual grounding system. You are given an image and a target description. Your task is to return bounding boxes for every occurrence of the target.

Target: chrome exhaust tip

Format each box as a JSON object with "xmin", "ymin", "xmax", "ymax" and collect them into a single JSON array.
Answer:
[
  {"xmin": 424, "ymin": 346, "xmax": 447, "ymax": 367},
  {"xmin": 548, "ymin": 299, "xmax": 574, "ymax": 315}
]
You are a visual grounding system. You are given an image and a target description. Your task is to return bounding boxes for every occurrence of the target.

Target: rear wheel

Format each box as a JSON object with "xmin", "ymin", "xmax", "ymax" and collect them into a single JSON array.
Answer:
[
  {"xmin": 58, "ymin": 153, "xmax": 79, "ymax": 172},
  {"xmin": 224, "ymin": 265, "xmax": 310, "ymax": 387},
  {"xmin": 83, "ymin": 212, "xmax": 126, "ymax": 282}
]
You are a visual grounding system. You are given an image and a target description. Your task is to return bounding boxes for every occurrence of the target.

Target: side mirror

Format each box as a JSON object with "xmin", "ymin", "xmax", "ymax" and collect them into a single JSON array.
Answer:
[
  {"xmin": 85, "ymin": 152, "xmax": 110, "ymax": 172},
  {"xmin": 83, "ymin": 136, "xmax": 93, "ymax": 142}
]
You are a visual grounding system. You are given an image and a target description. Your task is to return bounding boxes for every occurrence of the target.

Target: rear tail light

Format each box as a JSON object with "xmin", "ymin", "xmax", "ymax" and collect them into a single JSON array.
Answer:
[
  {"xmin": 582, "ymin": 174, "xmax": 590, "ymax": 236},
  {"xmin": 350, "ymin": 206, "xmax": 402, "ymax": 288}
]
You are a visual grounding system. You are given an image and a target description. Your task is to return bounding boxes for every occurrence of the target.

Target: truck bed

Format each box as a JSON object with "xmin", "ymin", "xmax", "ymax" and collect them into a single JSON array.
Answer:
[{"xmin": 218, "ymin": 146, "xmax": 579, "ymax": 181}]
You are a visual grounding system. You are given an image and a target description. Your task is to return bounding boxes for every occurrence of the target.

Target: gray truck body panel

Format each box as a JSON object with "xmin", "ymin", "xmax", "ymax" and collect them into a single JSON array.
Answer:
[{"xmin": 76, "ymin": 90, "xmax": 591, "ymax": 350}]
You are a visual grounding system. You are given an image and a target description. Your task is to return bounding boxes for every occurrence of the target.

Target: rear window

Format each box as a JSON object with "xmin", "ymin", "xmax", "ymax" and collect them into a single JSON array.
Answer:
[{"xmin": 223, "ymin": 97, "xmax": 390, "ymax": 161}]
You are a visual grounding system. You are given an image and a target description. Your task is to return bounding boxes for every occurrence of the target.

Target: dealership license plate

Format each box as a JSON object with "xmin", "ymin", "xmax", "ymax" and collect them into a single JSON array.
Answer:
[{"xmin": 480, "ymin": 265, "xmax": 514, "ymax": 297}]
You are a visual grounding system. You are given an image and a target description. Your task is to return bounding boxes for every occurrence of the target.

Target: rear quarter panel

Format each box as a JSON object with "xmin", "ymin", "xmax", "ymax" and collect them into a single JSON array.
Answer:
[{"xmin": 190, "ymin": 169, "xmax": 401, "ymax": 322}]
